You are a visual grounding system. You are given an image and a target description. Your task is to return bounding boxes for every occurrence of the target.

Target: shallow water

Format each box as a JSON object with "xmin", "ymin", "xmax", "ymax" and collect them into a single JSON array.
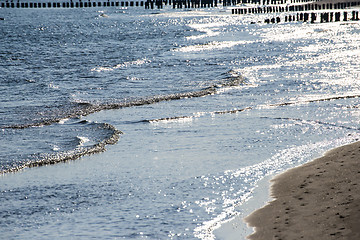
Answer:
[{"xmin": 1, "ymin": 6, "xmax": 360, "ymax": 239}]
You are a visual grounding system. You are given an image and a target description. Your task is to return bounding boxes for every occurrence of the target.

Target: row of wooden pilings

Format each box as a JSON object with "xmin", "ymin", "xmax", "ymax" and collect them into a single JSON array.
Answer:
[
  {"xmin": 159, "ymin": 0, "xmax": 320, "ymax": 8},
  {"xmin": 0, "ymin": 0, "xmax": 220, "ymax": 8},
  {"xmin": 232, "ymin": 1, "xmax": 360, "ymax": 14},
  {"xmin": 0, "ymin": 0, "xmax": 276, "ymax": 9},
  {"xmin": 225, "ymin": 0, "xmax": 358, "ymax": 5},
  {"xmin": 223, "ymin": 0, "xmax": 315, "ymax": 6},
  {"xmin": 0, "ymin": 1, "xmax": 144, "ymax": 8},
  {"xmin": 1, "ymin": 0, "xmax": 359, "ymax": 10},
  {"xmin": 146, "ymin": 0, "xmax": 218, "ymax": 9},
  {"xmin": 263, "ymin": 10, "xmax": 360, "ymax": 24}
]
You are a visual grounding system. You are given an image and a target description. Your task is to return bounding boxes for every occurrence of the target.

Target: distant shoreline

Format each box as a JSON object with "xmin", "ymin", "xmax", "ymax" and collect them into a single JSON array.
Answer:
[{"xmin": 245, "ymin": 141, "xmax": 360, "ymax": 239}]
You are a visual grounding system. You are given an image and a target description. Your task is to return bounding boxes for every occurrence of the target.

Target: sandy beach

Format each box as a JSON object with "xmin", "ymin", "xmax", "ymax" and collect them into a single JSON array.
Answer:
[{"xmin": 245, "ymin": 141, "xmax": 360, "ymax": 240}]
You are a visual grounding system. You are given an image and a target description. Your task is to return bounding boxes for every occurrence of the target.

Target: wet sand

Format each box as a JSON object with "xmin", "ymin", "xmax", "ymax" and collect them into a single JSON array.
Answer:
[{"xmin": 245, "ymin": 141, "xmax": 360, "ymax": 240}]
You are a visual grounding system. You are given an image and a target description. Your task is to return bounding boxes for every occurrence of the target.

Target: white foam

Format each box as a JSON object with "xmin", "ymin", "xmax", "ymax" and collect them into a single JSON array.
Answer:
[
  {"xmin": 77, "ymin": 136, "xmax": 90, "ymax": 146},
  {"xmin": 52, "ymin": 145, "xmax": 60, "ymax": 151},
  {"xmin": 91, "ymin": 58, "xmax": 151, "ymax": 72},
  {"xmin": 58, "ymin": 118, "xmax": 69, "ymax": 125},
  {"xmin": 149, "ymin": 116, "xmax": 193, "ymax": 124}
]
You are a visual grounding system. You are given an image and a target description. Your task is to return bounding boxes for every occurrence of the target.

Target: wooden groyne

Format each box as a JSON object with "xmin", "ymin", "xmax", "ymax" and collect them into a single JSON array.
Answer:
[
  {"xmin": 0, "ymin": 0, "xmax": 227, "ymax": 9},
  {"xmin": 0, "ymin": 1, "xmax": 145, "ymax": 8},
  {"xmin": 144, "ymin": 0, "xmax": 218, "ymax": 9},
  {"xmin": 0, "ymin": 0, "xmax": 223, "ymax": 8},
  {"xmin": 262, "ymin": 10, "xmax": 359, "ymax": 23},
  {"xmin": 232, "ymin": 1, "xmax": 360, "ymax": 15},
  {"xmin": 231, "ymin": 0, "xmax": 360, "ymax": 25},
  {"xmin": 1, "ymin": 0, "xmax": 360, "ymax": 10}
]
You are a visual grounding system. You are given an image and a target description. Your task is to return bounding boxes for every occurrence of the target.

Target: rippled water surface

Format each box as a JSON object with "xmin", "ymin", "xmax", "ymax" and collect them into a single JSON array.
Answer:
[{"xmin": 1, "ymin": 6, "xmax": 360, "ymax": 239}]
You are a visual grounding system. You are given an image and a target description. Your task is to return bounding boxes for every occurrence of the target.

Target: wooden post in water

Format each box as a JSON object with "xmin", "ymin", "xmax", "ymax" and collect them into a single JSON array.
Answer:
[
  {"xmin": 311, "ymin": 12, "xmax": 316, "ymax": 23},
  {"xmin": 304, "ymin": 12, "xmax": 309, "ymax": 22},
  {"xmin": 351, "ymin": 10, "xmax": 356, "ymax": 20},
  {"xmin": 335, "ymin": 12, "xmax": 341, "ymax": 21}
]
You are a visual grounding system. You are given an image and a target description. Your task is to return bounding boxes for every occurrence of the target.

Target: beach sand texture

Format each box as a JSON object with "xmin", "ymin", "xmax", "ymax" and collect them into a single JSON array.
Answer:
[{"xmin": 245, "ymin": 141, "xmax": 360, "ymax": 240}]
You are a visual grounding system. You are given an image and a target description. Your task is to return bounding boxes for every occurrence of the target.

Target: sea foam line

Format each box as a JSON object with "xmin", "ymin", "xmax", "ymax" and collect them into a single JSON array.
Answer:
[
  {"xmin": 0, "ymin": 123, "xmax": 122, "ymax": 174},
  {"xmin": 142, "ymin": 93, "xmax": 360, "ymax": 124}
]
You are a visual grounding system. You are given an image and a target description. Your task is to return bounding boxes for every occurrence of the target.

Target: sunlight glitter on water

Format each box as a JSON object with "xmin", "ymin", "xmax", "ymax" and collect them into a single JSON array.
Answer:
[
  {"xmin": 2, "ymin": 6, "xmax": 360, "ymax": 240},
  {"xmin": 173, "ymin": 40, "xmax": 252, "ymax": 52}
]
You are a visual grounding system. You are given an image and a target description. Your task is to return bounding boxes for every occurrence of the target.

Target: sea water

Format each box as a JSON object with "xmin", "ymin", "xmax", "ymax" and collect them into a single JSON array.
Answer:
[{"xmin": 1, "ymin": 6, "xmax": 360, "ymax": 239}]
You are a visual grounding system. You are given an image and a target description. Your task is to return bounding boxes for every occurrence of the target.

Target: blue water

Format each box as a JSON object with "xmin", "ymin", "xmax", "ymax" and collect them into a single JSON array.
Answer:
[{"xmin": 1, "ymin": 6, "xmax": 360, "ymax": 239}]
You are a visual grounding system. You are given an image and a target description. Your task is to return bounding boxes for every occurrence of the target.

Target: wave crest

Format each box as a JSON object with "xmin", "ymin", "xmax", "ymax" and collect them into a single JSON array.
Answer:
[
  {"xmin": 91, "ymin": 59, "xmax": 151, "ymax": 72},
  {"xmin": 1, "ymin": 120, "xmax": 122, "ymax": 174}
]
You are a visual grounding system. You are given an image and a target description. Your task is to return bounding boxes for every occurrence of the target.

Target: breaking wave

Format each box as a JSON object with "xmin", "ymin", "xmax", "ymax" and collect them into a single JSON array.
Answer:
[
  {"xmin": 142, "ymin": 93, "xmax": 360, "ymax": 123},
  {"xmin": 4, "ymin": 70, "xmax": 245, "ymax": 130},
  {"xmin": 0, "ymin": 120, "xmax": 122, "ymax": 174},
  {"xmin": 1, "ymin": 70, "xmax": 244, "ymax": 174}
]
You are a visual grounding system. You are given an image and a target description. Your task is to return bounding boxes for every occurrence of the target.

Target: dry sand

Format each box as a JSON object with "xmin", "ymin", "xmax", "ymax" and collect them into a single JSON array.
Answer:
[{"xmin": 245, "ymin": 141, "xmax": 360, "ymax": 240}]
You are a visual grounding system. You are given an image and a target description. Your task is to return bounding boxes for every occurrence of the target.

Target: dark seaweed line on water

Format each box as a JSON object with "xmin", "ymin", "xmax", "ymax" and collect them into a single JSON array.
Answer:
[
  {"xmin": 217, "ymin": 94, "xmax": 360, "ymax": 114},
  {"xmin": 0, "ymin": 123, "xmax": 122, "ymax": 175},
  {"xmin": 143, "ymin": 94, "xmax": 360, "ymax": 122},
  {"xmin": 1, "ymin": 88, "xmax": 217, "ymax": 129},
  {"xmin": 3, "ymin": 75, "xmax": 245, "ymax": 130},
  {"xmin": 0, "ymin": 76, "xmax": 244, "ymax": 174}
]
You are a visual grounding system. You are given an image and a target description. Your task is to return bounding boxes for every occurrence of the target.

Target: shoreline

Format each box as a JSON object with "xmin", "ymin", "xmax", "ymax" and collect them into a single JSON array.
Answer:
[{"xmin": 244, "ymin": 141, "xmax": 360, "ymax": 240}]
